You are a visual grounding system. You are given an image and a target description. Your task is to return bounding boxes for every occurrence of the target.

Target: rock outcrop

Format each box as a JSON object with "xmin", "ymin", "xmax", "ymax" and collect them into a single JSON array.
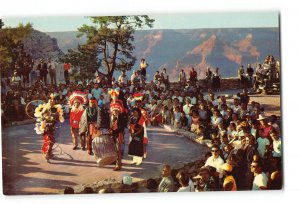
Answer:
[{"xmin": 24, "ymin": 30, "xmax": 64, "ymax": 61}]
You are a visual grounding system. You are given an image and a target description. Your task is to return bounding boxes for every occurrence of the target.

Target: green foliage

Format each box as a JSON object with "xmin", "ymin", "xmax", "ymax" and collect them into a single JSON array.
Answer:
[
  {"xmin": 0, "ymin": 22, "xmax": 33, "ymax": 76},
  {"xmin": 64, "ymin": 15, "xmax": 154, "ymax": 83},
  {"xmin": 63, "ymin": 43, "xmax": 99, "ymax": 81}
]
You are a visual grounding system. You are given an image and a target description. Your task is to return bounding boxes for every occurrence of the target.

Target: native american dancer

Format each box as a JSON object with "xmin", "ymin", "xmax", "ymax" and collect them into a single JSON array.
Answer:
[
  {"xmin": 79, "ymin": 97, "xmax": 102, "ymax": 155},
  {"xmin": 109, "ymin": 89, "xmax": 126, "ymax": 171},
  {"xmin": 34, "ymin": 94, "xmax": 64, "ymax": 161},
  {"xmin": 133, "ymin": 93, "xmax": 150, "ymax": 158},
  {"xmin": 69, "ymin": 91, "xmax": 87, "ymax": 150},
  {"xmin": 128, "ymin": 107, "xmax": 145, "ymax": 165}
]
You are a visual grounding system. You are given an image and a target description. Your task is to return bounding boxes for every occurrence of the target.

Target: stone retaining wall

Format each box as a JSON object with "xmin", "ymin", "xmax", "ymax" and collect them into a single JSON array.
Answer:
[{"xmin": 146, "ymin": 77, "xmax": 242, "ymax": 91}]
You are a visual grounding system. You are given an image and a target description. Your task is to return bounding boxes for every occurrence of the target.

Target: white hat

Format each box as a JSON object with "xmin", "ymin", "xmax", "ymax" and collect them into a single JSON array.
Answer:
[
  {"xmin": 257, "ymin": 115, "xmax": 267, "ymax": 121},
  {"xmin": 220, "ymin": 163, "xmax": 233, "ymax": 172}
]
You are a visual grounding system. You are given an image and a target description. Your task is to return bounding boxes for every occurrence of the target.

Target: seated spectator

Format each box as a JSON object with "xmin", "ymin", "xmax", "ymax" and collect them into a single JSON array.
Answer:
[
  {"xmin": 161, "ymin": 105, "xmax": 170, "ymax": 125},
  {"xmin": 190, "ymin": 109, "xmax": 201, "ymax": 133},
  {"xmin": 251, "ymin": 160, "xmax": 269, "ymax": 190},
  {"xmin": 180, "ymin": 111, "xmax": 188, "ymax": 129},
  {"xmin": 83, "ymin": 187, "xmax": 95, "ymax": 194},
  {"xmin": 158, "ymin": 165, "xmax": 174, "ymax": 192},
  {"xmin": 98, "ymin": 188, "xmax": 115, "ymax": 194},
  {"xmin": 64, "ymin": 187, "xmax": 75, "ymax": 194},
  {"xmin": 177, "ymin": 172, "xmax": 193, "ymax": 192},
  {"xmin": 269, "ymin": 158, "xmax": 282, "ymax": 190},
  {"xmin": 146, "ymin": 178, "xmax": 158, "ymax": 192},
  {"xmin": 205, "ymin": 144, "xmax": 225, "ymax": 179},
  {"xmin": 193, "ymin": 166, "xmax": 217, "ymax": 191},
  {"xmin": 173, "ymin": 106, "xmax": 181, "ymax": 128},
  {"xmin": 220, "ymin": 163, "xmax": 237, "ymax": 191}
]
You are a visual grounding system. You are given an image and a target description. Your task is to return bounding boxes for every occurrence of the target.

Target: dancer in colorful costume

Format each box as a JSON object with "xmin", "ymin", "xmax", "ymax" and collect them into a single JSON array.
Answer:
[
  {"xmin": 109, "ymin": 89, "xmax": 126, "ymax": 171},
  {"xmin": 34, "ymin": 94, "xmax": 64, "ymax": 161},
  {"xmin": 69, "ymin": 91, "xmax": 87, "ymax": 150}
]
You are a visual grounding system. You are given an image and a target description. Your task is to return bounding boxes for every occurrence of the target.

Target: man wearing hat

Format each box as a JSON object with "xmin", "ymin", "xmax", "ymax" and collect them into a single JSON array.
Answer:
[
  {"xmin": 69, "ymin": 91, "xmax": 86, "ymax": 150},
  {"xmin": 220, "ymin": 163, "xmax": 237, "ymax": 191}
]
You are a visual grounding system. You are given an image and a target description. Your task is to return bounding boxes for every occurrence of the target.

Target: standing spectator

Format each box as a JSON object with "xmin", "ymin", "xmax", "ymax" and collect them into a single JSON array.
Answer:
[
  {"xmin": 158, "ymin": 165, "xmax": 174, "ymax": 192},
  {"xmin": 247, "ymin": 71, "xmax": 255, "ymax": 91},
  {"xmin": 48, "ymin": 58, "xmax": 57, "ymax": 85},
  {"xmin": 153, "ymin": 71, "xmax": 160, "ymax": 84},
  {"xmin": 10, "ymin": 71, "xmax": 21, "ymax": 87},
  {"xmin": 205, "ymin": 67, "xmax": 213, "ymax": 90},
  {"xmin": 91, "ymin": 83, "xmax": 102, "ymax": 101},
  {"xmin": 162, "ymin": 68, "xmax": 169, "ymax": 86},
  {"xmin": 118, "ymin": 70, "xmax": 128, "ymax": 87},
  {"xmin": 178, "ymin": 69, "xmax": 186, "ymax": 86},
  {"xmin": 189, "ymin": 67, "xmax": 197, "ymax": 84},
  {"xmin": 22, "ymin": 61, "xmax": 31, "ymax": 87},
  {"xmin": 251, "ymin": 160, "xmax": 269, "ymax": 190},
  {"xmin": 212, "ymin": 67, "xmax": 221, "ymax": 92},
  {"xmin": 37, "ymin": 58, "xmax": 48, "ymax": 85},
  {"xmin": 102, "ymin": 87, "xmax": 111, "ymax": 106},
  {"xmin": 30, "ymin": 60, "xmax": 37, "ymax": 86},
  {"xmin": 63, "ymin": 61, "xmax": 71, "ymax": 85},
  {"xmin": 238, "ymin": 65, "xmax": 246, "ymax": 89},
  {"xmin": 139, "ymin": 58, "xmax": 148, "ymax": 83}
]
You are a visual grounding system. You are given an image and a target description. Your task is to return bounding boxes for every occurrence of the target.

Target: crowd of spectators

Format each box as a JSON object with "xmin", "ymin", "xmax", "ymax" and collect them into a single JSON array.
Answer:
[{"xmin": 2, "ymin": 57, "xmax": 281, "ymax": 191}]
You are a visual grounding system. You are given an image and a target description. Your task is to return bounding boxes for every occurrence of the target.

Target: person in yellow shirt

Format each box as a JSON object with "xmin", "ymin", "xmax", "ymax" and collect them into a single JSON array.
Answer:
[
  {"xmin": 220, "ymin": 163, "xmax": 237, "ymax": 191},
  {"xmin": 139, "ymin": 58, "xmax": 148, "ymax": 83}
]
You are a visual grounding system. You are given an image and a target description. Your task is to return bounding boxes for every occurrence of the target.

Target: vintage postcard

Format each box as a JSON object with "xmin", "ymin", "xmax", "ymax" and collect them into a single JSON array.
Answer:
[{"xmin": 1, "ymin": 12, "xmax": 281, "ymax": 195}]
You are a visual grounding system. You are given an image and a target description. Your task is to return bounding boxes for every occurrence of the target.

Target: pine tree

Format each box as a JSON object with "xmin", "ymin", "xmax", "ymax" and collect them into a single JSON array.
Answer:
[{"xmin": 64, "ymin": 16, "xmax": 154, "ymax": 83}]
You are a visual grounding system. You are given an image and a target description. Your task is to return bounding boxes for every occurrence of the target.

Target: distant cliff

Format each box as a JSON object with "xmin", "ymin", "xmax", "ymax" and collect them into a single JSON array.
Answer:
[{"xmin": 46, "ymin": 28, "xmax": 280, "ymax": 80}]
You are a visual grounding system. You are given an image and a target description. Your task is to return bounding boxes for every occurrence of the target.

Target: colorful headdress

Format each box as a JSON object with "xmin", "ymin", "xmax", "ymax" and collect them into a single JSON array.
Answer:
[
  {"xmin": 110, "ymin": 100, "xmax": 124, "ymax": 113},
  {"xmin": 133, "ymin": 93, "xmax": 143, "ymax": 101},
  {"xmin": 69, "ymin": 91, "xmax": 87, "ymax": 106},
  {"xmin": 34, "ymin": 93, "xmax": 65, "ymax": 134},
  {"xmin": 108, "ymin": 88, "xmax": 120, "ymax": 103}
]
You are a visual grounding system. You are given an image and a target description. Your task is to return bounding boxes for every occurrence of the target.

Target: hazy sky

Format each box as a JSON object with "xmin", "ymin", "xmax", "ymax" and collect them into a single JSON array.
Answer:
[{"xmin": 2, "ymin": 12, "xmax": 279, "ymax": 32}]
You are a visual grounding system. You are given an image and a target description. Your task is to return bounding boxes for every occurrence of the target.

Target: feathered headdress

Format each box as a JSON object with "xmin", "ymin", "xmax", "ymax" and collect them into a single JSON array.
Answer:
[
  {"xmin": 34, "ymin": 93, "xmax": 64, "ymax": 134},
  {"xmin": 133, "ymin": 93, "xmax": 143, "ymax": 101},
  {"xmin": 69, "ymin": 91, "xmax": 87, "ymax": 106},
  {"xmin": 108, "ymin": 88, "xmax": 120, "ymax": 103},
  {"xmin": 110, "ymin": 100, "xmax": 124, "ymax": 113}
]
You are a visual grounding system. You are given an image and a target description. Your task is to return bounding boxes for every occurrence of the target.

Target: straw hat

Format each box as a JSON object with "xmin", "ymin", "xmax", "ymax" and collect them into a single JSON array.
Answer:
[{"xmin": 220, "ymin": 163, "xmax": 233, "ymax": 172}]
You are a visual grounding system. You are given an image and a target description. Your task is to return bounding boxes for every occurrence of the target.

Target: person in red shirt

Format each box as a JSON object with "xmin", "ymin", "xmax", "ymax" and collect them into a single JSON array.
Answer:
[
  {"xmin": 189, "ymin": 67, "xmax": 197, "ymax": 83},
  {"xmin": 63, "ymin": 62, "xmax": 71, "ymax": 85},
  {"xmin": 69, "ymin": 92, "xmax": 86, "ymax": 150}
]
